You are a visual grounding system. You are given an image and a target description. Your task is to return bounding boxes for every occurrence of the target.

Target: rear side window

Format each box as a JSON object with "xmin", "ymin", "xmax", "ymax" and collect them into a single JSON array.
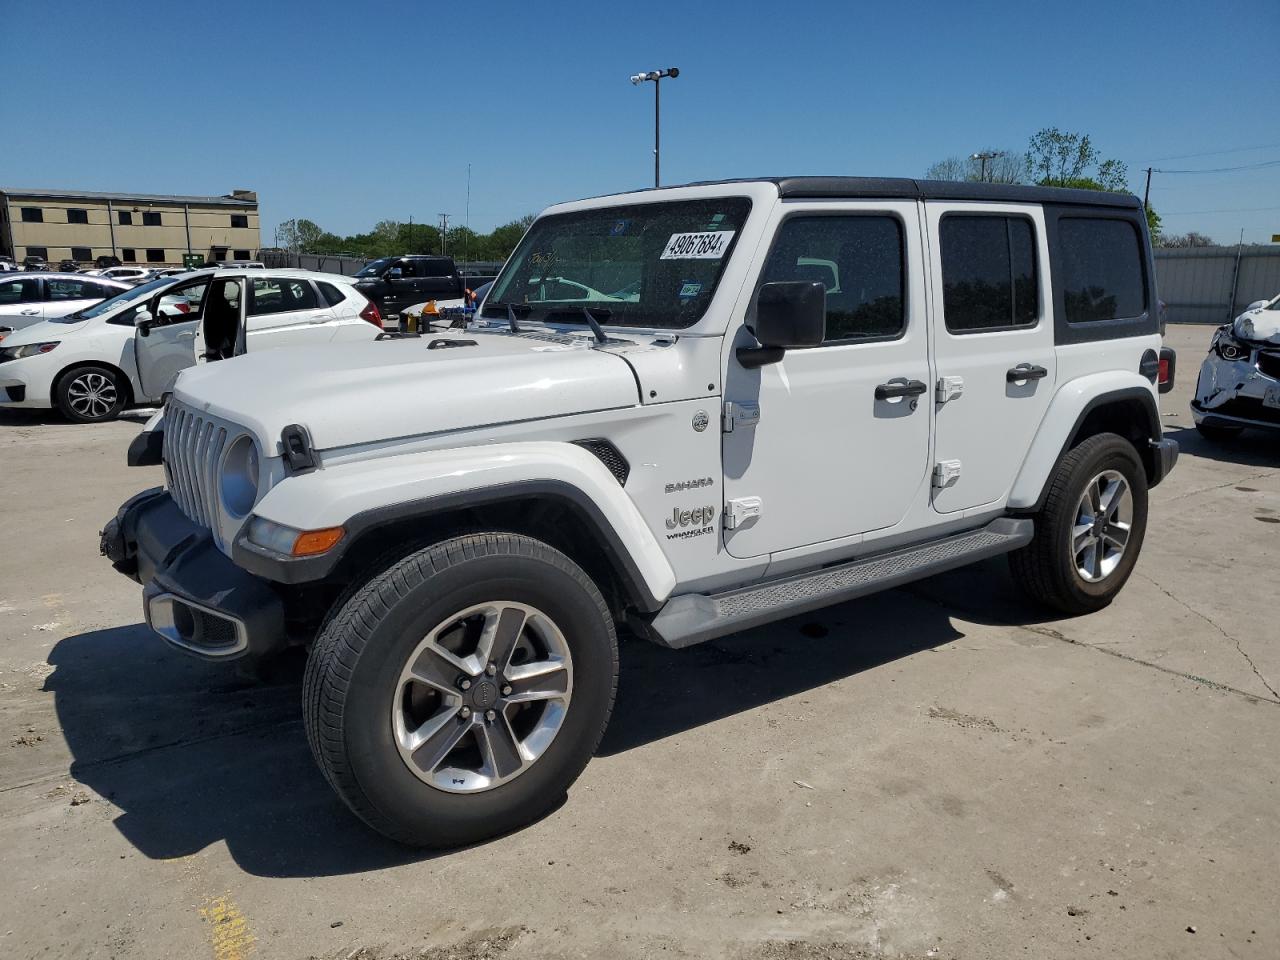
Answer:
[
  {"xmin": 1058, "ymin": 218, "xmax": 1145, "ymax": 323},
  {"xmin": 418, "ymin": 259, "xmax": 455, "ymax": 278},
  {"xmin": 760, "ymin": 215, "xmax": 905, "ymax": 342},
  {"xmin": 250, "ymin": 278, "xmax": 319, "ymax": 315},
  {"xmin": 317, "ymin": 282, "xmax": 346, "ymax": 307},
  {"xmin": 939, "ymin": 216, "xmax": 1038, "ymax": 332}
]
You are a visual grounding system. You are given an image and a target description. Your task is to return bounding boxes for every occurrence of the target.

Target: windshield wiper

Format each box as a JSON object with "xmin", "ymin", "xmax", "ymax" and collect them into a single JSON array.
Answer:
[{"xmin": 487, "ymin": 301, "xmax": 532, "ymax": 333}]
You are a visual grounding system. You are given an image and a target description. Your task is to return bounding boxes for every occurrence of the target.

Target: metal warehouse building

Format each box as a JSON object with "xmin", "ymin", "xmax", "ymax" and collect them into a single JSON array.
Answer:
[{"xmin": 0, "ymin": 187, "xmax": 260, "ymax": 267}]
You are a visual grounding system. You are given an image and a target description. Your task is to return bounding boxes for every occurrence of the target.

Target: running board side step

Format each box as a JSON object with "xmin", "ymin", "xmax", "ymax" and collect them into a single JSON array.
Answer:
[{"xmin": 648, "ymin": 517, "xmax": 1033, "ymax": 649}]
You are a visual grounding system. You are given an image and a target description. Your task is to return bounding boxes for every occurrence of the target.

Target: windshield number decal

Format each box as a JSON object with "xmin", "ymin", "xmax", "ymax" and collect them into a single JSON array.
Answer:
[{"xmin": 660, "ymin": 231, "xmax": 735, "ymax": 260}]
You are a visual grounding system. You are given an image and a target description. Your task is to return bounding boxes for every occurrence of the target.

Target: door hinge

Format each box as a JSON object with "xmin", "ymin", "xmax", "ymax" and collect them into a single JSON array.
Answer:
[
  {"xmin": 932, "ymin": 460, "xmax": 962, "ymax": 490},
  {"xmin": 724, "ymin": 496, "xmax": 762, "ymax": 529},
  {"xmin": 936, "ymin": 375, "xmax": 964, "ymax": 404},
  {"xmin": 722, "ymin": 401, "xmax": 761, "ymax": 433}
]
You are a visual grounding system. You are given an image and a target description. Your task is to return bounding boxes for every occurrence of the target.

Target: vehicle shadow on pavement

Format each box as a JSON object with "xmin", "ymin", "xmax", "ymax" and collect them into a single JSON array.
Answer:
[
  {"xmin": 49, "ymin": 561, "xmax": 1044, "ymax": 876},
  {"xmin": 0, "ymin": 407, "xmax": 156, "ymax": 428},
  {"xmin": 1161, "ymin": 425, "xmax": 1280, "ymax": 469}
]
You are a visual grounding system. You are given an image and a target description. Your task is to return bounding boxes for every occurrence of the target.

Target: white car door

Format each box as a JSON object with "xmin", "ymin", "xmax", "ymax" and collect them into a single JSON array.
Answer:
[
  {"xmin": 721, "ymin": 201, "xmax": 933, "ymax": 559},
  {"xmin": 925, "ymin": 203, "xmax": 1056, "ymax": 514},
  {"xmin": 244, "ymin": 277, "xmax": 335, "ymax": 350},
  {"xmin": 0, "ymin": 277, "xmax": 44, "ymax": 332},
  {"xmin": 133, "ymin": 278, "xmax": 213, "ymax": 399}
]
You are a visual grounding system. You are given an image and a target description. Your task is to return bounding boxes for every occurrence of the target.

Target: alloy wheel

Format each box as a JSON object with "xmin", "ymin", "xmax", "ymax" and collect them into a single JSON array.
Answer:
[
  {"xmin": 66, "ymin": 371, "xmax": 119, "ymax": 420},
  {"xmin": 1072, "ymin": 469, "xmax": 1133, "ymax": 583},
  {"xmin": 391, "ymin": 601, "xmax": 573, "ymax": 794}
]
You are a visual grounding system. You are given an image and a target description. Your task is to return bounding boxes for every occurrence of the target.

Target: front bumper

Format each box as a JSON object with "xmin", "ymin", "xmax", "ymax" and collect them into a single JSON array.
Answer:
[
  {"xmin": 101, "ymin": 489, "xmax": 286, "ymax": 660},
  {"xmin": 1192, "ymin": 349, "xmax": 1280, "ymax": 432}
]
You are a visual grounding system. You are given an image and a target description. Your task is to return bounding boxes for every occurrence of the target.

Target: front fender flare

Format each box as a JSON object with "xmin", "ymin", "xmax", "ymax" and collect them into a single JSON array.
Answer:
[
  {"xmin": 233, "ymin": 442, "xmax": 677, "ymax": 610},
  {"xmin": 1008, "ymin": 374, "xmax": 1160, "ymax": 510}
]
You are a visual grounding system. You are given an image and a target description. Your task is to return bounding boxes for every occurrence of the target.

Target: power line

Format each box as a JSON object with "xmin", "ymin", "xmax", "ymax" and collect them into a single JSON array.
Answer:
[
  {"xmin": 1161, "ymin": 205, "xmax": 1280, "ymax": 216},
  {"xmin": 1149, "ymin": 142, "xmax": 1280, "ymax": 163},
  {"xmin": 1154, "ymin": 158, "xmax": 1280, "ymax": 174}
]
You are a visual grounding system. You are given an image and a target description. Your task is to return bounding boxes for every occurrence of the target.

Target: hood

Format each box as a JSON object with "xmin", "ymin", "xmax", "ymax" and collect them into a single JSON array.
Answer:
[
  {"xmin": 1233, "ymin": 307, "xmax": 1280, "ymax": 346},
  {"xmin": 173, "ymin": 328, "xmax": 643, "ymax": 452},
  {"xmin": 0, "ymin": 318, "xmax": 88, "ymax": 346}
]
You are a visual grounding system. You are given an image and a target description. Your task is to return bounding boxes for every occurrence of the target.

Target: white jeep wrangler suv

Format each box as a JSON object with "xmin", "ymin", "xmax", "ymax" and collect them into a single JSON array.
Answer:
[{"xmin": 102, "ymin": 177, "xmax": 1178, "ymax": 847}]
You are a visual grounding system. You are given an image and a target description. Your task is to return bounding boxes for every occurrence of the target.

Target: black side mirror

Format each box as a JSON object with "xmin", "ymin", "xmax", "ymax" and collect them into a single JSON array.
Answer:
[
  {"xmin": 739, "ymin": 281, "xmax": 826, "ymax": 368},
  {"xmin": 387, "ymin": 267, "xmax": 403, "ymax": 280}
]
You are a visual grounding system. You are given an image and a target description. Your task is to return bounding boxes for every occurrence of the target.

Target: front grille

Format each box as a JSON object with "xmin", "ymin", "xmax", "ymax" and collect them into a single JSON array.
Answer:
[
  {"xmin": 163, "ymin": 401, "xmax": 232, "ymax": 528},
  {"xmin": 1257, "ymin": 352, "xmax": 1280, "ymax": 380}
]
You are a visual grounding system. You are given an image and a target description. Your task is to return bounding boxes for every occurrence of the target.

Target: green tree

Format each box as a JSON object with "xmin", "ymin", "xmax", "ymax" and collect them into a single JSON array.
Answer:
[
  {"xmin": 278, "ymin": 218, "xmax": 325, "ymax": 252},
  {"xmin": 925, "ymin": 150, "xmax": 1025, "ymax": 184}
]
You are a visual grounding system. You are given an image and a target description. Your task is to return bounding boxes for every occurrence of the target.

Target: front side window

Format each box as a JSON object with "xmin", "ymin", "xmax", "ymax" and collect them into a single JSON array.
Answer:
[
  {"xmin": 21, "ymin": 207, "xmax": 43, "ymax": 223},
  {"xmin": 45, "ymin": 278, "xmax": 98, "ymax": 301},
  {"xmin": 759, "ymin": 215, "xmax": 905, "ymax": 342},
  {"xmin": 486, "ymin": 198, "xmax": 752, "ymax": 329},
  {"xmin": 67, "ymin": 209, "xmax": 89, "ymax": 224},
  {"xmin": 418, "ymin": 259, "xmax": 455, "ymax": 278},
  {"xmin": 1058, "ymin": 218, "xmax": 1145, "ymax": 323},
  {"xmin": 143, "ymin": 211, "xmax": 162, "ymax": 226},
  {"xmin": 249, "ymin": 278, "xmax": 318, "ymax": 315},
  {"xmin": 940, "ymin": 215, "xmax": 1038, "ymax": 332},
  {"xmin": 156, "ymin": 280, "xmax": 209, "ymax": 322}
]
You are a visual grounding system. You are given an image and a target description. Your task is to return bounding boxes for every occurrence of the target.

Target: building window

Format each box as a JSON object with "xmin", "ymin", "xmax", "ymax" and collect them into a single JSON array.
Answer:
[
  {"xmin": 21, "ymin": 207, "xmax": 43, "ymax": 223},
  {"xmin": 146, "ymin": 248, "xmax": 166, "ymax": 263},
  {"xmin": 231, "ymin": 214, "xmax": 249, "ymax": 229},
  {"xmin": 143, "ymin": 211, "xmax": 162, "ymax": 226},
  {"xmin": 118, "ymin": 211, "xmax": 133, "ymax": 225},
  {"xmin": 71, "ymin": 247, "xmax": 93, "ymax": 262},
  {"xmin": 26, "ymin": 246, "xmax": 49, "ymax": 261},
  {"xmin": 67, "ymin": 209, "xmax": 89, "ymax": 224},
  {"xmin": 211, "ymin": 247, "xmax": 228, "ymax": 263},
  {"xmin": 233, "ymin": 249, "xmax": 251, "ymax": 260},
  {"xmin": 121, "ymin": 248, "xmax": 136, "ymax": 262},
  {"xmin": 939, "ymin": 215, "xmax": 1039, "ymax": 332}
]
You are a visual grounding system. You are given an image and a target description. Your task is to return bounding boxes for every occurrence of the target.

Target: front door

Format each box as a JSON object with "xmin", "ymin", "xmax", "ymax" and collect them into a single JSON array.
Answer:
[
  {"xmin": 134, "ymin": 278, "xmax": 212, "ymax": 399},
  {"xmin": 722, "ymin": 202, "xmax": 933, "ymax": 559},
  {"xmin": 0, "ymin": 277, "xmax": 42, "ymax": 332},
  {"xmin": 925, "ymin": 203, "xmax": 1056, "ymax": 514}
]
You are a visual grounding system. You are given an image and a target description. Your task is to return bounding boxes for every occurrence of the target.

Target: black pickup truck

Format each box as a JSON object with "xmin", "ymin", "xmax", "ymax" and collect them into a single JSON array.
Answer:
[{"xmin": 352, "ymin": 255, "xmax": 493, "ymax": 319}]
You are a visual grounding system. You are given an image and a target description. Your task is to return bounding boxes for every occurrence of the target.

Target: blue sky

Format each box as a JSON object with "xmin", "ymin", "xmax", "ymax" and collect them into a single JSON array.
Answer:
[{"xmin": 2, "ymin": 0, "xmax": 1278, "ymax": 243}]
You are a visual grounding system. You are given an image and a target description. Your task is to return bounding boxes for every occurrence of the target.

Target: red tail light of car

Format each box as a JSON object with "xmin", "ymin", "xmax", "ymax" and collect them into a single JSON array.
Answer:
[{"xmin": 359, "ymin": 301, "xmax": 383, "ymax": 328}]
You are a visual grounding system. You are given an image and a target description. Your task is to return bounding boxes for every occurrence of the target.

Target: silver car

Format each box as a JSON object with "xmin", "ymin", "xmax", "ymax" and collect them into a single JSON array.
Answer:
[
  {"xmin": 0, "ymin": 272, "xmax": 129, "ymax": 339},
  {"xmin": 1192, "ymin": 293, "xmax": 1280, "ymax": 439}
]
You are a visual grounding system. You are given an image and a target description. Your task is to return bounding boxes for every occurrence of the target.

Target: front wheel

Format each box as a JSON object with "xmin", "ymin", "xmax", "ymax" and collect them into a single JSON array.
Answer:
[
  {"xmin": 303, "ymin": 533, "xmax": 618, "ymax": 847},
  {"xmin": 55, "ymin": 364, "xmax": 128, "ymax": 423},
  {"xmin": 1009, "ymin": 433, "xmax": 1148, "ymax": 615}
]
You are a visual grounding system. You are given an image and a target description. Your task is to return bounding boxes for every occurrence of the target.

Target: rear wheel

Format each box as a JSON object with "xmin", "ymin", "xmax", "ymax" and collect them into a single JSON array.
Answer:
[
  {"xmin": 55, "ymin": 364, "xmax": 128, "ymax": 423},
  {"xmin": 1195, "ymin": 421, "xmax": 1244, "ymax": 442},
  {"xmin": 1009, "ymin": 433, "xmax": 1148, "ymax": 615},
  {"xmin": 303, "ymin": 533, "xmax": 618, "ymax": 847}
]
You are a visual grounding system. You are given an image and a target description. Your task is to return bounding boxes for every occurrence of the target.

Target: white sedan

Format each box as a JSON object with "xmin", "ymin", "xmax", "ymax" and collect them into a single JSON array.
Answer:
[
  {"xmin": 0, "ymin": 273, "xmax": 130, "ymax": 340},
  {"xmin": 0, "ymin": 268, "xmax": 384, "ymax": 422}
]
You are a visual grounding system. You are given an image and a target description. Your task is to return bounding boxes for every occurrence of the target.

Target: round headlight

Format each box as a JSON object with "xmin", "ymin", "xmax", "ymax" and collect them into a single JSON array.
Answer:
[{"xmin": 220, "ymin": 435, "xmax": 260, "ymax": 518}]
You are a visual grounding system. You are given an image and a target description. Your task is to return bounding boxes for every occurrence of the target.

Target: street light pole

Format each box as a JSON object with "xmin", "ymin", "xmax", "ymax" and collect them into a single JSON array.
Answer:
[
  {"xmin": 631, "ymin": 67, "xmax": 680, "ymax": 187},
  {"xmin": 970, "ymin": 151, "xmax": 1002, "ymax": 182}
]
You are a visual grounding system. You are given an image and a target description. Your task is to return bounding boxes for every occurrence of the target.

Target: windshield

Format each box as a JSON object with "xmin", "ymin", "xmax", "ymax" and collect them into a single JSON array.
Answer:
[
  {"xmin": 484, "ymin": 198, "xmax": 752, "ymax": 329},
  {"xmin": 356, "ymin": 258, "xmax": 393, "ymax": 278},
  {"xmin": 60, "ymin": 275, "xmax": 185, "ymax": 321}
]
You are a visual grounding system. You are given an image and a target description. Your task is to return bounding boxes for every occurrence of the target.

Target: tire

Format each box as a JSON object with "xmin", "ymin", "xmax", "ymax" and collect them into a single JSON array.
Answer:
[
  {"xmin": 1009, "ymin": 433, "xmax": 1148, "ymax": 616},
  {"xmin": 1195, "ymin": 421, "xmax": 1244, "ymax": 442},
  {"xmin": 303, "ymin": 533, "xmax": 618, "ymax": 847},
  {"xmin": 55, "ymin": 364, "xmax": 128, "ymax": 423}
]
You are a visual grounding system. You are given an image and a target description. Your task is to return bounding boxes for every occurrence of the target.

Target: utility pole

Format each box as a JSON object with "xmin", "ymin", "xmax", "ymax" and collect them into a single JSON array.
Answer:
[
  {"xmin": 630, "ymin": 67, "xmax": 680, "ymax": 187},
  {"xmin": 970, "ymin": 151, "xmax": 1001, "ymax": 183},
  {"xmin": 1142, "ymin": 167, "xmax": 1153, "ymax": 211},
  {"xmin": 409, "ymin": 214, "xmax": 414, "ymax": 252},
  {"xmin": 438, "ymin": 213, "xmax": 450, "ymax": 255}
]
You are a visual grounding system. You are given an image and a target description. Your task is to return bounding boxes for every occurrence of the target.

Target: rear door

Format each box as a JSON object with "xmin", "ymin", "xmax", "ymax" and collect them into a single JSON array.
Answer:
[
  {"xmin": 134, "ymin": 278, "xmax": 210, "ymax": 398},
  {"xmin": 0, "ymin": 277, "xmax": 43, "ymax": 331},
  {"xmin": 722, "ymin": 201, "xmax": 933, "ymax": 558},
  {"xmin": 925, "ymin": 203, "xmax": 1055, "ymax": 514},
  {"xmin": 244, "ymin": 277, "xmax": 334, "ymax": 349}
]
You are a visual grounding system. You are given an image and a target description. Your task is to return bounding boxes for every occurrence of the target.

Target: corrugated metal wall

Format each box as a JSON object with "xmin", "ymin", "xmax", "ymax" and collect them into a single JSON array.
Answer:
[{"xmin": 1155, "ymin": 246, "xmax": 1280, "ymax": 325}]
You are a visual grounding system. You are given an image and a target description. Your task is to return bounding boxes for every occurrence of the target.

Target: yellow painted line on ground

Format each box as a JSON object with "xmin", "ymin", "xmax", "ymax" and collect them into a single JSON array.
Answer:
[{"xmin": 199, "ymin": 893, "xmax": 257, "ymax": 960}]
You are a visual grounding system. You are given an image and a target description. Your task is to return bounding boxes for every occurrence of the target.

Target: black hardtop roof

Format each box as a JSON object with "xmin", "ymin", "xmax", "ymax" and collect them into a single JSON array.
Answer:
[{"xmin": 654, "ymin": 177, "xmax": 1141, "ymax": 209}]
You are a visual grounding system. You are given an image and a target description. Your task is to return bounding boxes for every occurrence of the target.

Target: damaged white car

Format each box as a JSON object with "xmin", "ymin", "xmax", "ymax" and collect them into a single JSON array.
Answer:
[{"xmin": 1192, "ymin": 294, "xmax": 1280, "ymax": 440}]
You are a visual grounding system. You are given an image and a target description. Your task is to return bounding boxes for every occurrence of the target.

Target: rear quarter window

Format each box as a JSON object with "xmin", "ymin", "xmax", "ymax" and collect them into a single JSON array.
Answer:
[
  {"xmin": 1058, "ymin": 218, "xmax": 1145, "ymax": 323},
  {"xmin": 318, "ymin": 282, "xmax": 347, "ymax": 307}
]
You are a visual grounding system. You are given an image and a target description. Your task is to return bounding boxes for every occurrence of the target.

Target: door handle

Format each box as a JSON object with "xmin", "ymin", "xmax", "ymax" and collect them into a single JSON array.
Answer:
[
  {"xmin": 875, "ymin": 379, "xmax": 928, "ymax": 400},
  {"xmin": 1006, "ymin": 363, "xmax": 1048, "ymax": 382},
  {"xmin": 20, "ymin": 308, "xmax": 40, "ymax": 315},
  {"xmin": 176, "ymin": 331, "xmax": 196, "ymax": 340}
]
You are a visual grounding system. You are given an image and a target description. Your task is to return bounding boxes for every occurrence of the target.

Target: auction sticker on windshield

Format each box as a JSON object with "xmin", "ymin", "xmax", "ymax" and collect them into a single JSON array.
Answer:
[{"xmin": 660, "ymin": 231, "xmax": 735, "ymax": 260}]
